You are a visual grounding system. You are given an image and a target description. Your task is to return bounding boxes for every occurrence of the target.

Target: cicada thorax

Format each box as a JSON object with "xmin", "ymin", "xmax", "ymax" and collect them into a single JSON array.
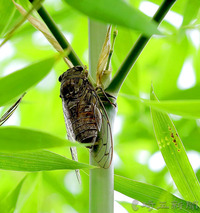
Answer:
[{"xmin": 59, "ymin": 66, "xmax": 102, "ymax": 147}]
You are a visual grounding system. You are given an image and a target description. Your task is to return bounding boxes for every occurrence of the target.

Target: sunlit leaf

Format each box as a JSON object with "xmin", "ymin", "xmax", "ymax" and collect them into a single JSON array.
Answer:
[
  {"xmin": 0, "ymin": 0, "xmax": 18, "ymax": 37},
  {"xmin": 0, "ymin": 150, "xmax": 94, "ymax": 171},
  {"xmin": 181, "ymin": 0, "xmax": 200, "ymax": 27},
  {"xmin": 0, "ymin": 126, "xmax": 83, "ymax": 152},
  {"xmin": 0, "ymin": 0, "xmax": 42, "ymax": 47},
  {"xmin": 118, "ymin": 201, "xmax": 158, "ymax": 213},
  {"xmin": 63, "ymin": 0, "xmax": 160, "ymax": 36},
  {"xmin": 144, "ymin": 99, "xmax": 200, "ymax": 119},
  {"xmin": 120, "ymin": 93, "xmax": 200, "ymax": 119},
  {"xmin": 147, "ymin": 99, "xmax": 200, "ymax": 119},
  {"xmin": 150, "ymin": 85, "xmax": 200, "ymax": 203},
  {"xmin": 0, "ymin": 56, "xmax": 56, "ymax": 106},
  {"xmin": 114, "ymin": 175, "xmax": 200, "ymax": 212},
  {"xmin": 0, "ymin": 176, "xmax": 26, "ymax": 213}
]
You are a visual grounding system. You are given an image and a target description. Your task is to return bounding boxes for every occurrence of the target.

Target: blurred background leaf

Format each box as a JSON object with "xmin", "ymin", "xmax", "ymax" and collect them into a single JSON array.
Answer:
[{"xmin": 63, "ymin": 0, "xmax": 160, "ymax": 36}]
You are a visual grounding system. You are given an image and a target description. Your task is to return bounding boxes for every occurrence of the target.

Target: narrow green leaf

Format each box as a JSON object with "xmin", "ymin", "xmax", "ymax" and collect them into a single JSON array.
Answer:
[
  {"xmin": 146, "ymin": 100, "xmax": 200, "ymax": 119},
  {"xmin": 120, "ymin": 93, "xmax": 200, "ymax": 119},
  {"xmin": 181, "ymin": 0, "xmax": 200, "ymax": 27},
  {"xmin": 114, "ymin": 175, "xmax": 200, "ymax": 212},
  {"xmin": 0, "ymin": 177, "xmax": 26, "ymax": 213},
  {"xmin": 0, "ymin": 150, "xmax": 94, "ymax": 171},
  {"xmin": 150, "ymin": 86, "xmax": 200, "ymax": 203},
  {"xmin": 0, "ymin": 56, "xmax": 56, "ymax": 106},
  {"xmin": 0, "ymin": 126, "xmax": 83, "ymax": 152},
  {"xmin": 63, "ymin": 0, "xmax": 160, "ymax": 36},
  {"xmin": 118, "ymin": 201, "xmax": 158, "ymax": 213},
  {"xmin": 0, "ymin": 0, "xmax": 18, "ymax": 37}
]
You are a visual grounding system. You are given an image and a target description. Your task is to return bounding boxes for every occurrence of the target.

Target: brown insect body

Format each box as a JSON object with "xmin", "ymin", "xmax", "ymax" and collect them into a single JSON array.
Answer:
[
  {"xmin": 59, "ymin": 66, "xmax": 113, "ymax": 168},
  {"xmin": 59, "ymin": 66, "xmax": 102, "ymax": 147}
]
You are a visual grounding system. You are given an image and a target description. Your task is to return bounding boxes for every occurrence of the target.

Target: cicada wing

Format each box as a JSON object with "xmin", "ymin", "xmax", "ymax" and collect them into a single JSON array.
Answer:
[
  {"xmin": 70, "ymin": 147, "xmax": 81, "ymax": 184},
  {"xmin": 62, "ymin": 100, "xmax": 81, "ymax": 184},
  {"xmin": 91, "ymin": 109, "xmax": 113, "ymax": 169},
  {"xmin": 0, "ymin": 93, "xmax": 26, "ymax": 126}
]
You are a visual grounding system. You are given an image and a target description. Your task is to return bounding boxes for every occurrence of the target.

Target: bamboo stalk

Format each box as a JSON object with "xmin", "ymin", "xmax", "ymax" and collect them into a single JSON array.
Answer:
[{"xmin": 89, "ymin": 20, "xmax": 115, "ymax": 213}]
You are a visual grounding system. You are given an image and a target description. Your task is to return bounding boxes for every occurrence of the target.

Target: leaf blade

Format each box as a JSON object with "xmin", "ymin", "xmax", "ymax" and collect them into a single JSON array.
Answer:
[
  {"xmin": 63, "ymin": 0, "xmax": 160, "ymax": 36},
  {"xmin": 0, "ymin": 177, "xmax": 25, "ymax": 213},
  {"xmin": 114, "ymin": 175, "xmax": 200, "ymax": 212},
  {"xmin": 0, "ymin": 150, "xmax": 94, "ymax": 171},
  {"xmin": 146, "ymin": 100, "xmax": 200, "ymax": 119},
  {"xmin": 0, "ymin": 126, "xmax": 83, "ymax": 152},
  {"xmin": 0, "ymin": 56, "xmax": 56, "ymax": 106},
  {"xmin": 150, "ymin": 86, "xmax": 200, "ymax": 203}
]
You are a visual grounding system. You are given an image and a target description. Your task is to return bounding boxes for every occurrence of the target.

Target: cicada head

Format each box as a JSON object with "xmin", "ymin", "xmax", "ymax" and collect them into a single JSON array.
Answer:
[
  {"xmin": 58, "ymin": 66, "xmax": 88, "ymax": 82},
  {"xmin": 59, "ymin": 66, "xmax": 88, "ymax": 98}
]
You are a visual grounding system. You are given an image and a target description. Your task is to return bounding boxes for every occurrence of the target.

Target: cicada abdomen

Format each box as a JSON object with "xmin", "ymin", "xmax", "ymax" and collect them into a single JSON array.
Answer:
[
  {"xmin": 59, "ymin": 66, "xmax": 113, "ymax": 168},
  {"xmin": 59, "ymin": 66, "xmax": 102, "ymax": 146}
]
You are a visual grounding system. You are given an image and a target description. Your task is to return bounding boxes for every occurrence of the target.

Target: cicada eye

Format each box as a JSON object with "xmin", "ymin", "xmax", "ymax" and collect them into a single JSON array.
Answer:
[
  {"xmin": 75, "ymin": 66, "xmax": 83, "ymax": 71},
  {"xmin": 58, "ymin": 74, "xmax": 63, "ymax": 82}
]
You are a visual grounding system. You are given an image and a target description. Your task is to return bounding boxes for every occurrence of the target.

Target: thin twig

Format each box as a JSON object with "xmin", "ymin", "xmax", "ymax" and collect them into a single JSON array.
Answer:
[
  {"xmin": 105, "ymin": 0, "xmax": 177, "ymax": 95},
  {"xmin": 29, "ymin": 0, "xmax": 83, "ymax": 66}
]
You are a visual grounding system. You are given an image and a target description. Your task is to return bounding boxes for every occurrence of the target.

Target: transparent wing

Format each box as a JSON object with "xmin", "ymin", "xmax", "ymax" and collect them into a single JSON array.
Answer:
[
  {"xmin": 62, "ymin": 100, "xmax": 81, "ymax": 184},
  {"xmin": 70, "ymin": 147, "xmax": 81, "ymax": 184},
  {"xmin": 0, "ymin": 93, "xmax": 26, "ymax": 126},
  {"xmin": 91, "ymin": 108, "xmax": 113, "ymax": 169}
]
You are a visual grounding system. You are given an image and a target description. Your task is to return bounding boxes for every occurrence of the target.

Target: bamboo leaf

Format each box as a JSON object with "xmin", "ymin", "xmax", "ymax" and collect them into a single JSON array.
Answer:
[
  {"xmin": 146, "ymin": 99, "xmax": 200, "ymax": 119},
  {"xmin": 181, "ymin": 0, "xmax": 200, "ymax": 27},
  {"xmin": 0, "ymin": 126, "xmax": 83, "ymax": 152},
  {"xmin": 0, "ymin": 150, "xmax": 94, "ymax": 171},
  {"xmin": 63, "ymin": 0, "xmax": 160, "ymax": 36},
  {"xmin": 114, "ymin": 175, "xmax": 200, "ymax": 212},
  {"xmin": 0, "ymin": 0, "xmax": 42, "ymax": 47},
  {"xmin": 120, "ymin": 93, "xmax": 200, "ymax": 119},
  {"xmin": 0, "ymin": 177, "xmax": 26, "ymax": 213},
  {"xmin": 0, "ymin": 0, "xmax": 18, "ymax": 37},
  {"xmin": 118, "ymin": 201, "xmax": 158, "ymax": 213},
  {"xmin": 0, "ymin": 56, "xmax": 56, "ymax": 106},
  {"xmin": 150, "ymin": 86, "xmax": 200, "ymax": 203}
]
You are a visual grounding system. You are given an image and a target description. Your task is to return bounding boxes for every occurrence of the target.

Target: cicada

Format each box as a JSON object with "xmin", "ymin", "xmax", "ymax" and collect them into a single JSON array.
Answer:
[
  {"xmin": 59, "ymin": 66, "xmax": 115, "ymax": 168},
  {"xmin": 0, "ymin": 93, "xmax": 26, "ymax": 126}
]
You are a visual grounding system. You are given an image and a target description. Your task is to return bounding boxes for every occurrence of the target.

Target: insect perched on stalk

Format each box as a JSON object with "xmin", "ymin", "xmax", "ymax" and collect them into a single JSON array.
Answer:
[
  {"xmin": 0, "ymin": 93, "xmax": 26, "ymax": 126},
  {"xmin": 59, "ymin": 66, "xmax": 115, "ymax": 169}
]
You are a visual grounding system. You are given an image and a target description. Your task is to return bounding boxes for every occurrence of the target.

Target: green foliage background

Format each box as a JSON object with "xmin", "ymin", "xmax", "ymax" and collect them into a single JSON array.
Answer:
[{"xmin": 0, "ymin": 0, "xmax": 200, "ymax": 212}]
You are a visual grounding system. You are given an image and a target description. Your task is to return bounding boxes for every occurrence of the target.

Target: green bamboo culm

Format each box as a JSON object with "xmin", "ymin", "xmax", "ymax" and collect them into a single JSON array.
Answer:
[
  {"xmin": 29, "ymin": 0, "xmax": 83, "ymax": 66},
  {"xmin": 89, "ymin": 20, "xmax": 116, "ymax": 213},
  {"xmin": 105, "ymin": 0, "xmax": 177, "ymax": 96}
]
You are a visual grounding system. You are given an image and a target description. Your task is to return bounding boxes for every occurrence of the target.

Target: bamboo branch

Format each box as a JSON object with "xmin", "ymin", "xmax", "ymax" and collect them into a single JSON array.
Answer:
[
  {"xmin": 105, "ymin": 0, "xmax": 176, "ymax": 95},
  {"xmin": 29, "ymin": 0, "xmax": 83, "ymax": 66}
]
